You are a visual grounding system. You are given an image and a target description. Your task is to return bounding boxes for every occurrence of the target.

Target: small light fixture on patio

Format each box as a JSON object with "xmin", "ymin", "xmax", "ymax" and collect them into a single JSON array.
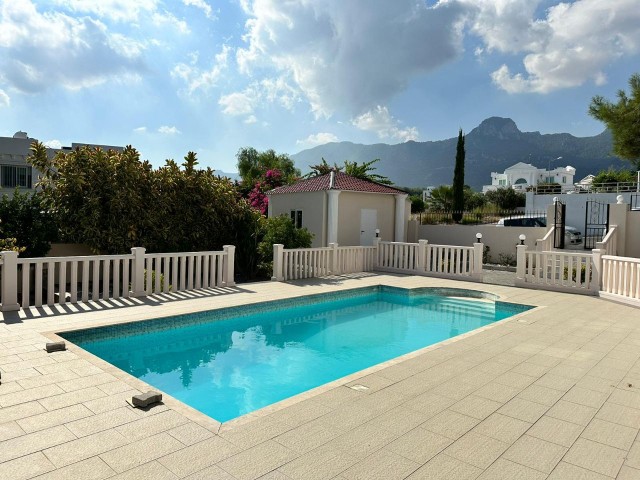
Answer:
[
  {"xmin": 519, "ymin": 234, "xmax": 526, "ymax": 245},
  {"xmin": 375, "ymin": 228, "xmax": 380, "ymax": 238},
  {"xmin": 475, "ymin": 232, "xmax": 482, "ymax": 243}
]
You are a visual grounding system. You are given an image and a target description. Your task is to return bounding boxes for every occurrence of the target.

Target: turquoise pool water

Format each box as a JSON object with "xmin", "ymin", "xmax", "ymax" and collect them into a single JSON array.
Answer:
[{"xmin": 61, "ymin": 286, "xmax": 532, "ymax": 422}]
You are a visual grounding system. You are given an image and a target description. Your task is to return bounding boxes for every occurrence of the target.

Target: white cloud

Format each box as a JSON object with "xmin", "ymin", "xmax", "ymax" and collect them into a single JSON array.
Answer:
[
  {"xmin": 0, "ymin": 89, "xmax": 9, "ymax": 107},
  {"xmin": 151, "ymin": 10, "xmax": 190, "ymax": 34},
  {"xmin": 236, "ymin": 0, "xmax": 465, "ymax": 117},
  {"xmin": 296, "ymin": 132, "xmax": 338, "ymax": 147},
  {"xmin": 182, "ymin": 0, "xmax": 214, "ymax": 19},
  {"xmin": 218, "ymin": 90, "xmax": 256, "ymax": 116},
  {"xmin": 352, "ymin": 106, "xmax": 418, "ymax": 142},
  {"xmin": 464, "ymin": 0, "xmax": 640, "ymax": 93},
  {"xmin": 0, "ymin": 0, "xmax": 147, "ymax": 93},
  {"xmin": 172, "ymin": 45, "xmax": 229, "ymax": 95},
  {"xmin": 44, "ymin": 139, "xmax": 62, "ymax": 149},
  {"xmin": 244, "ymin": 115, "xmax": 257, "ymax": 124},
  {"xmin": 133, "ymin": 126, "xmax": 147, "ymax": 133},
  {"xmin": 158, "ymin": 125, "xmax": 181, "ymax": 134},
  {"xmin": 54, "ymin": 0, "xmax": 159, "ymax": 22}
]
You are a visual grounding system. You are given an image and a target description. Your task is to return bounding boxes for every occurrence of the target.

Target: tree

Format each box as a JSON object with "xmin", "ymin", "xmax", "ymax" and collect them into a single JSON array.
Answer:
[
  {"xmin": 256, "ymin": 215, "xmax": 313, "ymax": 277},
  {"xmin": 0, "ymin": 190, "xmax": 57, "ymax": 257},
  {"xmin": 452, "ymin": 129, "xmax": 465, "ymax": 221},
  {"xmin": 484, "ymin": 188, "xmax": 526, "ymax": 210},
  {"xmin": 304, "ymin": 158, "xmax": 341, "ymax": 178},
  {"xmin": 343, "ymin": 159, "xmax": 393, "ymax": 185},
  {"xmin": 409, "ymin": 195, "xmax": 426, "ymax": 214},
  {"xmin": 236, "ymin": 147, "xmax": 300, "ymax": 187},
  {"xmin": 589, "ymin": 73, "xmax": 640, "ymax": 169},
  {"xmin": 427, "ymin": 185, "xmax": 454, "ymax": 210}
]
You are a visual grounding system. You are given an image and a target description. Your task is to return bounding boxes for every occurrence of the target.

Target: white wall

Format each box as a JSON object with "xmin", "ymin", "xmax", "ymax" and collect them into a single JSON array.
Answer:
[
  {"xmin": 418, "ymin": 224, "xmax": 547, "ymax": 262},
  {"xmin": 526, "ymin": 192, "xmax": 637, "ymax": 231}
]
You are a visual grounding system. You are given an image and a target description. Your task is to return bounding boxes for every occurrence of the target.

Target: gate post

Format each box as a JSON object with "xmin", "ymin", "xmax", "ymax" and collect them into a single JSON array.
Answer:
[
  {"xmin": 417, "ymin": 239, "xmax": 428, "ymax": 272},
  {"xmin": 516, "ymin": 244, "xmax": 527, "ymax": 279},
  {"xmin": 473, "ymin": 236, "xmax": 483, "ymax": 279},
  {"xmin": 329, "ymin": 243, "xmax": 338, "ymax": 274},
  {"xmin": 591, "ymin": 248, "xmax": 603, "ymax": 293},
  {"xmin": 130, "ymin": 247, "xmax": 147, "ymax": 297},
  {"xmin": 271, "ymin": 244, "xmax": 284, "ymax": 281},
  {"xmin": 223, "ymin": 245, "xmax": 236, "ymax": 287},
  {"xmin": 373, "ymin": 237, "xmax": 381, "ymax": 268},
  {"xmin": 1, "ymin": 251, "xmax": 20, "ymax": 312}
]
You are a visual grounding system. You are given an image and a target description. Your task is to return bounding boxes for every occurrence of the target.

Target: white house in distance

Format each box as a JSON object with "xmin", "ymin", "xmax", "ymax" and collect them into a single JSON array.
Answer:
[
  {"xmin": 0, "ymin": 131, "xmax": 123, "ymax": 197},
  {"xmin": 482, "ymin": 162, "xmax": 576, "ymax": 193},
  {"xmin": 267, "ymin": 171, "xmax": 410, "ymax": 248}
]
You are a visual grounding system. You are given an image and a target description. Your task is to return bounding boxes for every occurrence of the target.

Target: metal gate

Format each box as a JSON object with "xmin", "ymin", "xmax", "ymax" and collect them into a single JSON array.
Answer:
[
  {"xmin": 553, "ymin": 200, "xmax": 566, "ymax": 249},
  {"xmin": 584, "ymin": 200, "xmax": 609, "ymax": 249}
]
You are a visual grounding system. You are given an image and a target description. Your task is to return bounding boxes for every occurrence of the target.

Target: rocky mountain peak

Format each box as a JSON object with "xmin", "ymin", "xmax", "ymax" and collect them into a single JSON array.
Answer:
[{"xmin": 470, "ymin": 117, "xmax": 521, "ymax": 139}]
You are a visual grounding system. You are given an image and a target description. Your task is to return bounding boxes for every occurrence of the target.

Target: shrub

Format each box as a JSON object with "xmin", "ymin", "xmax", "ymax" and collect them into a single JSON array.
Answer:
[{"xmin": 257, "ymin": 215, "xmax": 313, "ymax": 277}]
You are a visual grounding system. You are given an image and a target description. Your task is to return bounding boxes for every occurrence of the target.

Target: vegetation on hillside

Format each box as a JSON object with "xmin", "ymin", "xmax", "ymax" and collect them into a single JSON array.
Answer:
[{"xmin": 589, "ymin": 72, "xmax": 640, "ymax": 169}]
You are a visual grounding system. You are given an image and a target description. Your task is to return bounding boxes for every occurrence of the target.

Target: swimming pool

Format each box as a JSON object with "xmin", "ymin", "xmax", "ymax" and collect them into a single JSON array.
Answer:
[{"xmin": 61, "ymin": 286, "xmax": 532, "ymax": 422}]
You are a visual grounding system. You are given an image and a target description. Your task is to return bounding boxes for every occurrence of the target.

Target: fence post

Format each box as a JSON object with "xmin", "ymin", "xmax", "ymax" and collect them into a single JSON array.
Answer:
[
  {"xmin": 591, "ymin": 248, "xmax": 602, "ymax": 293},
  {"xmin": 223, "ymin": 245, "xmax": 236, "ymax": 287},
  {"xmin": 516, "ymin": 244, "xmax": 527, "ymax": 279},
  {"xmin": 373, "ymin": 237, "xmax": 381, "ymax": 268},
  {"xmin": 473, "ymin": 241, "xmax": 483, "ymax": 279},
  {"xmin": 418, "ymin": 239, "xmax": 428, "ymax": 272},
  {"xmin": 271, "ymin": 244, "xmax": 284, "ymax": 281},
  {"xmin": 130, "ymin": 247, "xmax": 147, "ymax": 297},
  {"xmin": 329, "ymin": 243, "xmax": 338, "ymax": 274},
  {"xmin": 1, "ymin": 251, "xmax": 20, "ymax": 311}
]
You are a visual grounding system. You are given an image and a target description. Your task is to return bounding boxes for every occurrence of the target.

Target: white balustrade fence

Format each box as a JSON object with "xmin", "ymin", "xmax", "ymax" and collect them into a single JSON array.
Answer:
[
  {"xmin": 272, "ymin": 243, "xmax": 376, "ymax": 281},
  {"xmin": 0, "ymin": 246, "xmax": 235, "ymax": 312},
  {"xmin": 601, "ymin": 255, "xmax": 640, "ymax": 305},
  {"xmin": 596, "ymin": 226, "xmax": 618, "ymax": 256},
  {"xmin": 272, "ymin": 239, "xmax": 483, "ymax": 282}
]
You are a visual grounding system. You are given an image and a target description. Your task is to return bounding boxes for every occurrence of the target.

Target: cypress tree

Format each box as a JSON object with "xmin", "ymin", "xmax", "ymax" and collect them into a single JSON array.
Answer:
[{"xmin": 452, "ymin": 128, "xmax": 465, "ymax": 222}]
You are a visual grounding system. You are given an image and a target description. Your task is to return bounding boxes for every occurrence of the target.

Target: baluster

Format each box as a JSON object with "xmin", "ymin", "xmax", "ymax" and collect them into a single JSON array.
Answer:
[
  {"xmin": 35, "ymin": 262, "xmax": 43, "ymax": 307},
  {"xmin": 102, "ymin": 259, "xmax": 110, "ymax": 299},
  {"xmin": 21, "ymin": 262, "xmax": 30, "ymax": 308},
  {"xmin": 113, "ymin": 259, "xmax": 120, "ymax": 299},
  {"xmin": 47, "ymin": 261, "xmax": 55, "ymax": 305}
]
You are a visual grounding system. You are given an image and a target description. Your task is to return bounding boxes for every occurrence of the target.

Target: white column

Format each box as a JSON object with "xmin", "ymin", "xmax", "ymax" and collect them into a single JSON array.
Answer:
[
  {"xmin": 130, "ymin": 247, "xmax": 147, "ymax": 297},
  {"xmin": 271, "ymin": 244, "xmax": 284, "ymax": 281},
  {"xmin": 223, "ymin": 245, "xmax": 236, "ymax": 286},
  {"xmin": 516, "ymin": 244, "xmax": 527, "ymax": 279},
  {"xmin": 394, "ymin": 194, "xmax": 408, "ymax": 242},
  {"xmin": 1, "ymin": 251, "xmax": 20, "ymax": 311},
  {"xmin": 473, "ymin": 241, "xmax": 484, "ymax": 279},
  {"xmin": 327, "ymin": 190, "xmax": 341, "ymax": 245}
]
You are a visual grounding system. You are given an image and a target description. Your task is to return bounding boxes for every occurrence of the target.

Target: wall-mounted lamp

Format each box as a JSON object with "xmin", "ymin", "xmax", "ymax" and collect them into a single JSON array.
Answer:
[
  {"xmin": 475, "ymin": 232, "xmax": 483, "ymax": 243},
  {"xmin": 519, "ymin": 234, "xmax": 526, "ymax": 245},
  {"xmin": 375, "ymin": 228, "xmax": 380, "ymax": 238}
]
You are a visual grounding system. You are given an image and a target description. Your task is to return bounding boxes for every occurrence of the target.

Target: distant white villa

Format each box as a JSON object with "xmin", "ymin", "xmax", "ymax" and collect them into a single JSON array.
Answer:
[
  {"xmin": 482, "ymin": 162, "xmax": 576, "ymax": 193},
  {"xmin": 422, "ymin": 186, "xmax": 436, "ymax": 202}
]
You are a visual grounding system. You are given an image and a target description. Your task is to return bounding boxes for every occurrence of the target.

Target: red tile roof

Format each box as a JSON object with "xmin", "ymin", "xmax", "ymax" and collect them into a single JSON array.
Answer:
[{"xmin": 266, "ymin": 171, "xmax": 406, "ymax": 195}]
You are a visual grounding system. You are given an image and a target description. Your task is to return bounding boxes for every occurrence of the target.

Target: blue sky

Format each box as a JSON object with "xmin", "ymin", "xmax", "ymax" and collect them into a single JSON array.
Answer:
[{"xmin": 0, "ymin": 0, "xmax": 638, "ymax": 174}]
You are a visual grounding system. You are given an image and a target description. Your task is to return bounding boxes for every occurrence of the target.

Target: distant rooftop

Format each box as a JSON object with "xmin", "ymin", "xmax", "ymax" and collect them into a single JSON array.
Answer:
[{"xmin": 267, "ymin": 171, "xmax": 406, "ymax": 195}]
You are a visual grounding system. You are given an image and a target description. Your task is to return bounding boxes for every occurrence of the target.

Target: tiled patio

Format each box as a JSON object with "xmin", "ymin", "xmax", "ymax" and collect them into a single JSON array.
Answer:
[{"xmin": 1, "ymin": 274, "xmax": 639, "ymax": 479}]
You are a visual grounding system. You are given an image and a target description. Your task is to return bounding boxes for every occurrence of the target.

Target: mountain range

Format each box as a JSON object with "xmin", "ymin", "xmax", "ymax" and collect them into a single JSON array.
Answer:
[{"xmin": 290, "ymin": 117, "xmax": 628, "ymax": 190}]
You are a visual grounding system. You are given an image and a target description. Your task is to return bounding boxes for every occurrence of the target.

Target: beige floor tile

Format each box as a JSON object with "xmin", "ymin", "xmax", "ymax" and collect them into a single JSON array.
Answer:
[
  {"xmin": 497, "ymin": 397, "xmax": 549, "ymax": 423},
  {"xmin": 326, "ymin": 421, "xmax": 401, "ymax": 460},
  {"xmin": 38, "ymin": 386, "xmax": 105, "ymax": 411},
  {"xmin": 625, "ymin": 442, "xmax": 640, "ymax": 470},
  {"xmin": 220, "ymin": 417, "xmax": 293, "ymax": 450},
  {"xmin": 167, "ymin": 422, "xmax": 214, "ymax": 446},
  {"xmin": 503, "ymin": 435, "xmax": 568, "ymax": 474},
  {"xmin": 218, "ymin": 440, "xmax": 298, "ymax": 480},
  {"xmin": 517, "ymin": 384, "xmax": 564, "ymax": 406},
  {"xmin": 473, "ymin": 413, "xmax": 531, "ymax": 444},
  {"xmin": 43, "ymin": 428, "xmax": 129, "ymax": 468},
  {"xmin": 0, "ymin": 383, "xmax": 64, "ymax": 408},
  {"xmin": 109, "ymin": 461, "xmax": 179, "ymax": 480},
  {"xmin": 0, "ymin": 452, "xmax": 55, "ymax": 480},
  {"xmin": 97, "ymin": 381, "xmax": 135, "ymax": 395},
  {"xmin": 16, "ymin": 370, "xmax": 79, "ymax": 390},
  {"xmin": 421, "ymin": 409, "xmax": 480, "ymax": 440},
  {"xmin": 564, "ymin": 438, "xmax": 626, "ymax": 477},
  {"xmin": 528, "ymin": 415, "xmax": 583, "ymax": 447},
  {"xmin": 278, "ymin": 444, "xmax": 357, "ymax": 480},
  {"xmin": 476, "ymin": 458, "xmax": 547, "ymax": 480},
  {"xmin": 341, "ymin": 449, "xmax": 420, "ymax": 480},
  {"xmin": 596, "ymin": 403, "xmax": 640, "ymax": 429},
  {"xmin": 100, "ymin": 432, "xmax": 184, "ymax": 473},
  {"xmin": 0, "ymin": 401, "xmax": 47, "ymax": 423},
  {"xmin": 57, "ymin": 372, "xmax": 116, "ymax": 392},
  {"xmin": 561, "ymin": 386, "xmax": 609, "ymax": 409},
  {"xmin": 474, "ymin": 382, "xmax": 520, "ymax": 403},
  {"xmin": 450, "ymin": 395, "xmax": 503, "ymax": 420},
  {"xmin": 388, "ymin": 427, "xmax": 452, "ymax": 464},
  {"xmin": 0, "ymin": 424, "xmax": 76, "ymax": 464},
  {"xmin": 274, "ymin": 418, "xmax": 340, "ymax": 454},
  {"xmin": 158, "ymin": 436, "xmax": 240, "ymax": 478},
  {"xmin": 268, "ymin": 399, "xmax": 333, "ymax": 428},
  {"xmin": 547, "ymin": 461, "xmax": 610, "ymax": 480},
  {"xmin": 0, "ymin": 420, "xmax": 25, "ymax": 442},
  {"xmin": 403, "ymin": 392, "xmax": 456, "ymax": 417},
  {"xmin": 406, "ymin": 453, "xmax": 482, "ymax": 480},
  {"xmin": 444, "ymin": 432, "xmax": 509, "ymax": 469},
  {"xmin": 114, "ymin": 409, "xmax": 188, "ymax": 442},
  {"xmin": 609, "ymin": 388, "xmax": 640, "ymax": 409},
  {"xmin": 34, "ymin": 456, "xmax": 115, "ymax": 480},
  {"xmin": 17, "ymin": 403, "xmax": 93, "ymax": 433},
  {"xmin": 574, "ymin": 375, "xmax": 617, "ymax": 395},
  {"xmin": 618, "ymin": 465, "xmax": 640, "ymax": 480},
  {"xmin": 65, "ymin": 406, "xmax": 140, "ymax": 437},
  {"xmin": 580, "ymin": 418, "xmax": 638, "ymax": 451},
  {"xmin": 81, "ymin": 390, "xmax": 140, "ymax": 415},
  {"xmin": 510, "ymin": 362, "xmax": 549, "ymax": 379},
  {"xmin": 546, "ymin": 400, "xmax": 597, "ymax": 426},
  {"xmin": 184, "ymin": 465, "xmax": 236, "ymax": 479},
  {"xmin": 534, "ymin": 373, "xmax": 576, "ymax": 392}
]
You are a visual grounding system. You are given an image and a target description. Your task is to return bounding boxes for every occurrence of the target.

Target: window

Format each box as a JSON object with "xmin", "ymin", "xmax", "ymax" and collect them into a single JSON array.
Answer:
[
  {"xmin": 562, "ymin": 176, "xmax": 566, "ymax": 184},
  {"xmin": 290, "ymin": 209, "xmax": 303, "ymax": 229},
  {"xmin": 498, "ymin": 179, "xmax": 506, "ymax": 186},
  {"xmin": 545, "ymin": 176, "xmax": 555, "ymax": 183},
  {"xmin": 1, "ymin": 165, "xmax": 33, "ymax": 188}
]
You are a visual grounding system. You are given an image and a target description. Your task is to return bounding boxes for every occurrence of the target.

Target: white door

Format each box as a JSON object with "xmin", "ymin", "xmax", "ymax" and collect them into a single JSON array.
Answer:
[{"xmin": 360, "ymin": 209, "xmax": 378, "ymax": 246}]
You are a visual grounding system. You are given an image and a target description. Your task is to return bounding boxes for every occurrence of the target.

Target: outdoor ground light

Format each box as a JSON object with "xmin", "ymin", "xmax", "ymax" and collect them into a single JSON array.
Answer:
[
  {"xmin": 519, "ymin": 234, "xmax": 526, "ymax": 245},
  {"xmin": 375, "ymin": 228, "xmax": 380, "ymax": 237},
  {"xmin": 475, "ymin": 232, "xmax": 482, "ymax": 243}
]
